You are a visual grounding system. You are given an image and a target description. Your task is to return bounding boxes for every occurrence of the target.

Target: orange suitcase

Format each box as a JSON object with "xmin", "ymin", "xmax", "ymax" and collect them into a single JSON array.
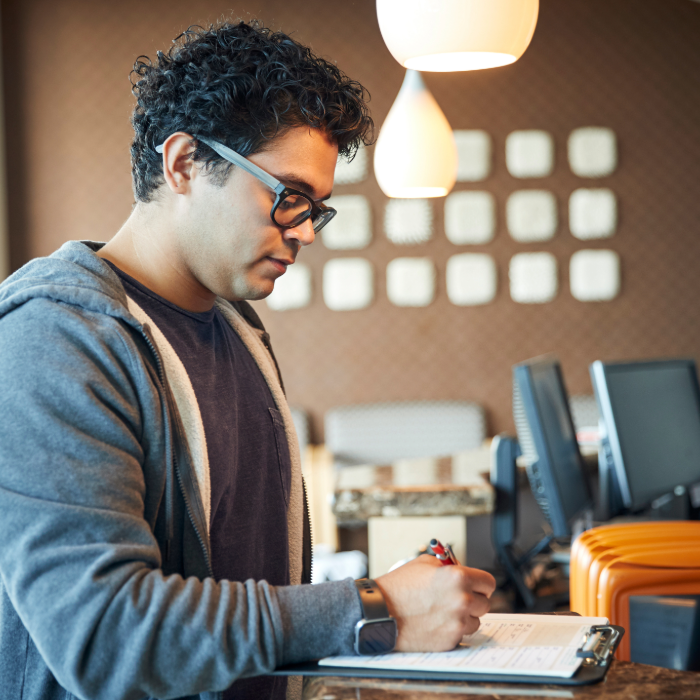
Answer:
[
  {"xmin": 596, "ymin": 547, "xmax": 700, "ymax": 660},
  {"xmin": 585, "ymin": 534, "xmax": 700, "ymax": 615},
  {"xmin": 570, "ymin": 522, "xmax": 700, "ymax": 614}
]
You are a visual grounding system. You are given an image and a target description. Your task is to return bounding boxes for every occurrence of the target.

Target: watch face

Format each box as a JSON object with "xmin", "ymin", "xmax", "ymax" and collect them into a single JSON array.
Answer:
[{"xmin": 356, "ymin": 619, "xmax": 397, "ymax": 655}]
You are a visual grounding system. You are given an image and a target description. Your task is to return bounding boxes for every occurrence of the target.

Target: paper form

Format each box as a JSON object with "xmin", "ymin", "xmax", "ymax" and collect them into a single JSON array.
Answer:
[{"xmin": 319, "ymin": 613, "xmax": 609, "ymax": 679}]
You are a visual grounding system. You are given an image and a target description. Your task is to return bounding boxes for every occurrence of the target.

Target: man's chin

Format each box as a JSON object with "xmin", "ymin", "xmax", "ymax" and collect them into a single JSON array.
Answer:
[
  {"xmin": 247, "ymin": 288, "xmax": 273, "ymax": 301},
  {"xmin": 225, "ymin": 280, "xmax": 275, "ymax": 303}
]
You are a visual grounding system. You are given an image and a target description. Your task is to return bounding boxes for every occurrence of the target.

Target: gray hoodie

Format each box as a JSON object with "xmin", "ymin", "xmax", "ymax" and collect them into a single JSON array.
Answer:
[{"xmin": 0, "ymin": 241, "xmax": 361, "ymax": 700}]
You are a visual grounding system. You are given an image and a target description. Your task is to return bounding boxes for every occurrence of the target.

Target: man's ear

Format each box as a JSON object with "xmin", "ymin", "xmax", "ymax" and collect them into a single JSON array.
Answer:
[{"xmin": 160, "ymin": 132, "xmax": 198, "ymax": 194}]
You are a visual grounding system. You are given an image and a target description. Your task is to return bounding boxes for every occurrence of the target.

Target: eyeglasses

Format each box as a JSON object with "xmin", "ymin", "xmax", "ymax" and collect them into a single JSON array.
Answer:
[{"xmin": 155, "ymin": 136, "xmax": 337, "ymax": 233}]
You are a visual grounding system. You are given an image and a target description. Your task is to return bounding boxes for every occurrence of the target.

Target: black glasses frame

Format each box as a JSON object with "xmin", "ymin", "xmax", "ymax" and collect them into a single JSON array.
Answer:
[{"xmin": 269, "ymin": 185, "xmax": 337, "ymax": 233}]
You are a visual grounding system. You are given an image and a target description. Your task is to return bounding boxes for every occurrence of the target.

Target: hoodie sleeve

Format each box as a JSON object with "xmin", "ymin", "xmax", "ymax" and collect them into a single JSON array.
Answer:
[{"xmin": 0, "ymin": 298, "xmax": 360, "ymax": 700}]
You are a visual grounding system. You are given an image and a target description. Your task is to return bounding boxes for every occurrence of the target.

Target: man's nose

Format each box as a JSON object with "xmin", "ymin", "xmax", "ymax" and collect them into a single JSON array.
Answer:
[{"xmin": 285, "ymin": 217, "xmax": 316, "ymax": 247}]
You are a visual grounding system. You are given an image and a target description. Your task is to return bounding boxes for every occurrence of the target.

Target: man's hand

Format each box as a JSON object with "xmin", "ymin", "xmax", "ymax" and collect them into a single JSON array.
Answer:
[{"xmin": 374, "ymin": 554, "xmax": 496, "ymax": 652}]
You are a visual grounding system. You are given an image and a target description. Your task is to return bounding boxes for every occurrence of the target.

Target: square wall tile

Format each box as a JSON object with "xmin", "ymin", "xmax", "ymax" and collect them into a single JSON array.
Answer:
[
  {"xmin": 322, "ymin": 195, "xmax": 372, "ymax": 250},
  {"xmin": 570, "ymin": 249, "xmax": 620, "ymax": 301},
  {"xmin": 568, "ymin": 127, "xmax": 617, "ymax": 178},
  {"xmin": 446, "ymin": 253, "xmax": 497, "ymax": 306},
  {"xmin": 386, "ymin": 257, "xmax": 435, "ymax": 307},
  {"xmin": 334, "ymin": 144, "xmax": 368, "ymax": 185},
  {"xmin": 445, "ymin": 191, "xmax": 496, "ymax": 245},
  {"xmin": 454, "ymin": 130, "xmax": 492, "ymax": 182},
  {"xmin": 323, "ymin": 258, "xmax": 374, "ymax": 311},
  {"xmin": 509, "ymin": 252, "xmax": 558, "ymax": 303},
  {"xmin": 569, "ymin": 188, "xmax": 617, "ymax": 240},
  {"xmin": 506, "ymin": 190, "xmax": 558, "ymax": 242},
  {"xmin": 385, "ymin": 199, "xmax": 433, "ymax": 245},
  {"xmin": 266, "ymin": 263, "xmax": 312, "ymax": 311},
  {"xmin": 506, "ymin": 130, "xmax": 555, "ymax": 178}
]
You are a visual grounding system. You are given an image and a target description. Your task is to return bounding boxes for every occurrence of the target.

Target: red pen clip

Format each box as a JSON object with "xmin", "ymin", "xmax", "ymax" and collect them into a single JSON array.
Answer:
[{"xmin": 430, "ymin": 538, "xmax": 460, "ymax": 566}]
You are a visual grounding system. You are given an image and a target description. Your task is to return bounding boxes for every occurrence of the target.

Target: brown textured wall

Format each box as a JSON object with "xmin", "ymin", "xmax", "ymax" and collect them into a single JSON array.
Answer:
[{"xmin": 4, "ymin": 0, "xmax": 700, "ymax": 441}]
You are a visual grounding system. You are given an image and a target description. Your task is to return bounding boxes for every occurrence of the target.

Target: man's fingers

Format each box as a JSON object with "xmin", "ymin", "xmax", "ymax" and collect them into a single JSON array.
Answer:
[
  {"xmin": 437, "ymin": 566, "xmax": 496, "ymax": 609},
  {"xmin": 462, "ymin": 615, "xmax": 482, "ymax": 637},
  {"xmin": 461, "ymin": 567, "xmax": 497, "ymax": 597},
  {"xmin": 417, "ymin": 552, "xmax": 443, "ymax": 568},
  {"xmin": 465, "ymin": 591, "xmax": 491, "ymax": 618}
]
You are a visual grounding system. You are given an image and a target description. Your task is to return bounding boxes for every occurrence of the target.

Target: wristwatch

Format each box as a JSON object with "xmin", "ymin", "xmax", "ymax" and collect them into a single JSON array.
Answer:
[{"xmin": 353, "ymin": 579, "xmax": 397, "ymax": 655}]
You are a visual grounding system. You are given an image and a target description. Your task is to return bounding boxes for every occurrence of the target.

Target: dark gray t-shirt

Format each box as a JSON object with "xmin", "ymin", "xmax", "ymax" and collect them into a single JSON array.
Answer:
[{"xmin": 109, "ymin": 263, "xmax": 289, "ymax": 700}]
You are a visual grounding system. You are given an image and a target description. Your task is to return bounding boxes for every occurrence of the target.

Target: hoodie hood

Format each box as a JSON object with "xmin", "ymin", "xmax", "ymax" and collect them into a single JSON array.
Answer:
[{"xmin": 0, "ymin": 240, "xmax": 139, "ymax": 328}]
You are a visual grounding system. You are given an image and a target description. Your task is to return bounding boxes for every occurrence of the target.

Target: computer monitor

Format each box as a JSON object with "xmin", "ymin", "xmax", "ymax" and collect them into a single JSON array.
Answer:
[
  {"xmin": 590, "ymin": 358, "xmax": 700, "ymax": 513},
  {"xmin": 513, "ymin": 356, "xmax": 593, "ymax": 538}
]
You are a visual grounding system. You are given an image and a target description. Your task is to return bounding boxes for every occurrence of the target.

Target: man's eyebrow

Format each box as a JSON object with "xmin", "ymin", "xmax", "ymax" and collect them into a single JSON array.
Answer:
[{"xmin": 273, "ymin": 172, "xmax": 333, "ymax": 202}]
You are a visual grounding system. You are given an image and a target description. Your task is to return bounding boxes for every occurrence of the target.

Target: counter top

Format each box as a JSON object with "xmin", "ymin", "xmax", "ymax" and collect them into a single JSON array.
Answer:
[
  {"xmin": 332, "ymin": 448, "xmax": 494, "ymax": 526},
  {"xmin": 302, "ymin": 661, "xmax": 700, "ymax": 699}
]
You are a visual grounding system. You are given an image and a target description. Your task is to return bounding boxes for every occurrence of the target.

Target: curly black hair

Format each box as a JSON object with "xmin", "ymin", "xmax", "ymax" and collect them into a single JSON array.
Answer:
[{"xmin": 130, "ymin": 20, "xmax": 374, "ymax": 202}]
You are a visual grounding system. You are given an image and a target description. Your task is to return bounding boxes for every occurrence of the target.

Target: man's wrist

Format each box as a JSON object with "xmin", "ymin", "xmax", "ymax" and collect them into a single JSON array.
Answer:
[
  {"xmin": 372, "ymin": 576, "xmax": 397, "ymax": 619},
  {"xmin": 353, "ymin": 579, "xmax": 397, "ymax": 655}
]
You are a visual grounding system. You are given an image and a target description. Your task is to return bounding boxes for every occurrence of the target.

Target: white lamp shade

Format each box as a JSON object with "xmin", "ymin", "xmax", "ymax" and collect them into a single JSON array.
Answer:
[
  {"xmin": 374, "ymin": 70, "xmax": 457, "ymax": 199},
  {"xmin": 377, "ymin": 0, "xmax": 539, "ymax": 72}
]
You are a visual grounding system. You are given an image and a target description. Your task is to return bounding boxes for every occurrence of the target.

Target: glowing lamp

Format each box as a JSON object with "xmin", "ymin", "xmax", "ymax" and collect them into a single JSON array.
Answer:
[
  {"xmin": 373, "ymin": 70, "xmax": 457, "ymax": 199},
  {"xmin": 376, "ymin": 0, "xmax": 539, "ymax": 72}
]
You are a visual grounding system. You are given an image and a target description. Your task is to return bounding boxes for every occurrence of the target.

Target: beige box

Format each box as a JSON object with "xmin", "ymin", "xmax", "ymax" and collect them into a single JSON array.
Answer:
[{"xmin": 368, "ymin": 515, "xmax": 467, "ymax": 578}]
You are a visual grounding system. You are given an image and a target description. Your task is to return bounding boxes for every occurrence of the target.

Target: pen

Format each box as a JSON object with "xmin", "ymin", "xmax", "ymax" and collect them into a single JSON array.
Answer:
[{"xmin": 430, "ymin": 538, "xmax": 460, "ymax": 566}]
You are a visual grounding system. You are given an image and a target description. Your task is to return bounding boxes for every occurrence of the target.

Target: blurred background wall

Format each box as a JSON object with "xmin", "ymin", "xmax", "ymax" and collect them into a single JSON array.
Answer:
[{"xmin": 2, "ymin": 0, "xmax": 700, "ymax": 441}]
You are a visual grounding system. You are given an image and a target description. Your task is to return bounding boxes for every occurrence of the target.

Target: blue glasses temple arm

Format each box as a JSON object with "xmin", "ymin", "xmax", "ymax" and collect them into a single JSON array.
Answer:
[{"xmin": 155, "ymin": 138, "xmax": 286, "ymax": 195}]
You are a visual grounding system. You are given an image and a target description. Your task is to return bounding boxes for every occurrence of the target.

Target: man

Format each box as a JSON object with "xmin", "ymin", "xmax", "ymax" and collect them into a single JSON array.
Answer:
[{"xmin": 0, "ymin": 20, "xmax": 495, "ymax": 700}]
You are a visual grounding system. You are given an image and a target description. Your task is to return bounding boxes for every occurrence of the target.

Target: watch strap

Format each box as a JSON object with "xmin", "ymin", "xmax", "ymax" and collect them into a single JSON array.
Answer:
[{"xmin": 354, "ymin": 579, "xmax": 391, "ymax": 620}]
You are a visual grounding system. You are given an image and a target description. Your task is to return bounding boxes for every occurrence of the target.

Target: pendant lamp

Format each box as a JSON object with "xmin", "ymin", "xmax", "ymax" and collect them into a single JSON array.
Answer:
[
  {"xmin": 374, "ymin": 70, "xmax": 457, "ymax": 199},
  {"xmin": 377, "ymin": 0, "xmax": 539, "ymax": 72}
]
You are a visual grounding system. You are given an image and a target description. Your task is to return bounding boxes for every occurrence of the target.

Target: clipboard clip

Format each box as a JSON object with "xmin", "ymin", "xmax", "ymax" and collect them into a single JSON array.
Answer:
[{"xmin": 576, "ymin": 625, "xmax": 620, "ymax": 667}]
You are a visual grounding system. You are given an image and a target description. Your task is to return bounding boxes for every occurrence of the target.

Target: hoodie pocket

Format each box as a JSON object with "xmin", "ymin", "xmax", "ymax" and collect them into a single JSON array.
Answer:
[{"xmin": 269, "ymin": 407, "xmax": 291, "ymax": 508}]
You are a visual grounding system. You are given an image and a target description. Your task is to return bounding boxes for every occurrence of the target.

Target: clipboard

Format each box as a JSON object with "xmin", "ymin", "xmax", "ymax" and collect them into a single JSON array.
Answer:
[{"xmin": 273, "ymin": 625, "xmax": 625, "ymax": 686}]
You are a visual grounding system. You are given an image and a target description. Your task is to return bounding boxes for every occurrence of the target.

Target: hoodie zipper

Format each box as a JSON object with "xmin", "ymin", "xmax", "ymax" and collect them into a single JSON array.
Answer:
[
  {"xmin": 302, "ymin": 477, "xmax": 313, "ymax": 584},
  {"xmin": 140, "ymin": 329, "xmax": 214, "ymax": 579}
]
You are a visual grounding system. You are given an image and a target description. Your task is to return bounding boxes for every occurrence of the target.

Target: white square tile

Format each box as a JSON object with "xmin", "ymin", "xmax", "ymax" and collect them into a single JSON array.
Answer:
[
  {"xmin": 446, "ymin": 253, "xmax": 498, "ymax": 306},
  {"xmin": 385, "ymin": 199, "xmax": 433, "ymax": 245},
  {"xmin": 509, "ymin": 252, "xmax": 558, "ymax": 303},
  {"xmin": 444, "ymin": 191, "xmax": 496, "ymax": 245},
  {"xmin": 266, "ymin": 263, "xmax": 312, "ymax": 311},
  {"xmin": 568, "ymin": 127, "xmax": 617, "ymax": 178},
  {"xmin": 323, "ymin": 258, "xmax": 374, "ymax": 311},
  {"xmin": 322, "ymin": 195, "xmax": 372, "ymax": 250},
  {"xmin": 506, "ymin": 130, "xmax": 555, "ymax": 178},
  {"xmin": 454, "ymin": 130, "xmax": 492, "ymax": 182},
  {"xmin": 569, "ymin": 188, "xmax": 617, "ymax": 240},
  {"xmin": 334, "ymin": 144, "xmax": 368, "ymax": 185},
  {"xmin": 386, "ymin": 257, "xmax": 435, "ymax": 307},
  {"xmin": 506, "ymin": 190, "xmax": 558, "ymax": 242},
  {"xmin": 570, "ymin": 249, "xmax": 620, "ymax": 301}
]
